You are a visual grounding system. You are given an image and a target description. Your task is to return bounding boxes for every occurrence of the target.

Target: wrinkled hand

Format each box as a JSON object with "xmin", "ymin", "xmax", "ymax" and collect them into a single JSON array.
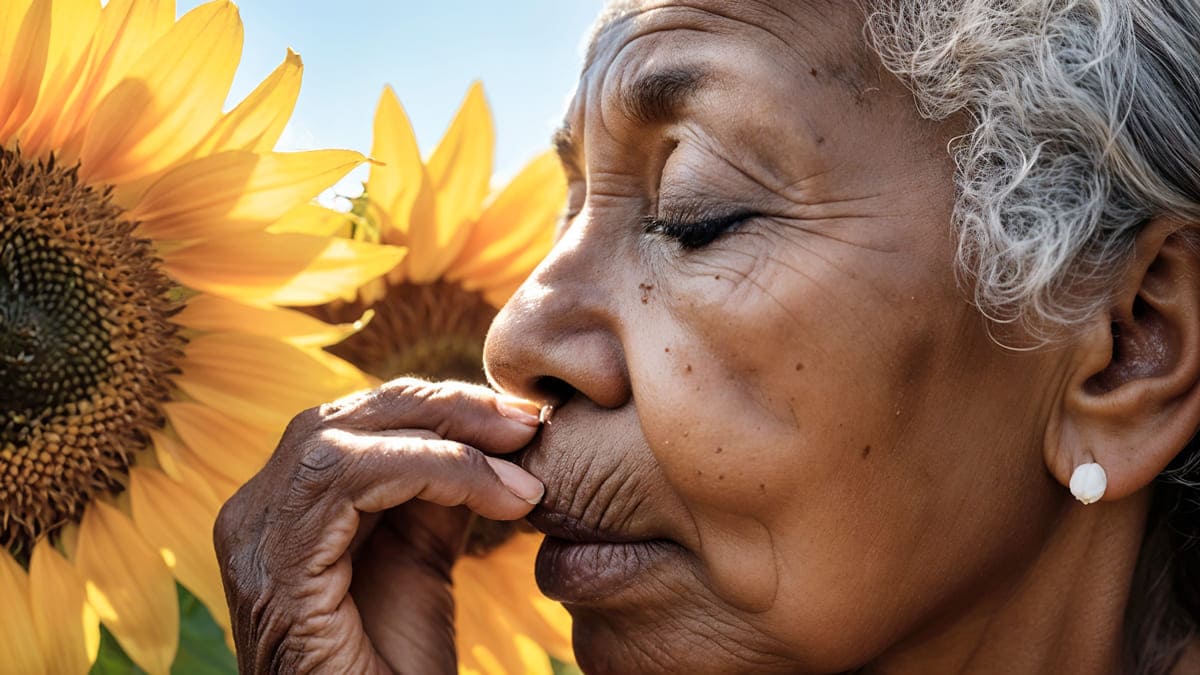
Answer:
[{"xmin": 214, "ymin": 379, "xmax": 545, "ymax": 674}]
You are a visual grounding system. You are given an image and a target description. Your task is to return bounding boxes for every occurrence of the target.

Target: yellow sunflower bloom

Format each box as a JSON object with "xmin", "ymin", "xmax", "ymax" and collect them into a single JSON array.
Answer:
[
  {"xmin": 307, "ymin": 83, "xmax": 573, "ymax": 675},
  {"xmin": 0, "ymin": 1, "xmax": 404, "ymax": 672}
]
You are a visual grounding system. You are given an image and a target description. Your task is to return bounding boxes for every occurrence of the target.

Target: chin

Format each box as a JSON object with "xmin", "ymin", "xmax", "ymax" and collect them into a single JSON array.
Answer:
[{"xmin": 565, "ymin": 607, "xmax": 811, "ymax": 675}]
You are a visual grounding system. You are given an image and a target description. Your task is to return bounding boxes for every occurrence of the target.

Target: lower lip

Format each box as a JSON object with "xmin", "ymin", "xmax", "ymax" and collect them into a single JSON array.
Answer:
[{"xmin": 534, "ymin": 537, "xmax": 679, "ymax": 603}]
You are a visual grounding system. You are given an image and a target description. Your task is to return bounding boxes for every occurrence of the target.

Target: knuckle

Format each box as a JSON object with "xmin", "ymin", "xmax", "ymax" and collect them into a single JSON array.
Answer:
[
  {"xmin": 438, "ymin": 440, "xmax": 487, "ymax": 473},
  {"xmin": 212, "ymin": 497, "xmax": 242, "ymax": 558},
  {"xmin": 380, "ymin": 376, "xmax": 432, "ymax": 403},
  {"xmin": 289, "ymin": 430, "xmax": 352, "ymax": 500},
  {"xmin": 282, "ymin": 406, "xmax": 323, "ymax": 443}
]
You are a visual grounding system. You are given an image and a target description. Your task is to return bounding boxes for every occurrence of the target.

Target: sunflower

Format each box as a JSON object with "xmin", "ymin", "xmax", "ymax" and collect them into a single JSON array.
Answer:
[
  {"xmin": 0, "ymin": 1, "xmax": 403, "ymax": 672},
  {"xmin": 308, "ymin": 83, "xmax": 573, "ymax": 674}
]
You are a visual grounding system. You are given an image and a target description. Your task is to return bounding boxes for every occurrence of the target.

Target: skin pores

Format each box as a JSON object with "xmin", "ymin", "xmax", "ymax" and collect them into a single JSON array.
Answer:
[{"xmin": 484, "ymin": 1, "xmax": 1076, "ymax": 672}]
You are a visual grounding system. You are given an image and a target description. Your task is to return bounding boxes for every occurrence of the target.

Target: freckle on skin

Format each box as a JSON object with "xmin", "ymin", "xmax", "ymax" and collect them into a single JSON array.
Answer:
[
  {"xmin": 685, "ymin": 364, "xmax": 693, "ymax": 373},
  {"xmin": 718, "ymin": 474, "xmax": 725, "ymax": 480},
  {"xmin": 759, "ymin": 483, "xmax": 766, "ymax": 492},
  {"xmin": 810, "ymin": 67, "xmax": 818, "ymax": 77},
  {"xmin": 861, "ymin": 445, "xmax": 871, "ymax": 459},
  {"xmin": 638, "ymin": 282, "xmax": 653, "ymax": 304},
  {"xmin": 715, "ymin": 447, "xmax": 723, "ymax": 454},
  {"xmin": 664, "ymin": 347, "xmax": 670, "ymax": 353},
  {"xmin": 795, "ymin": 362, "xmax": 804, "ymax": 371}
]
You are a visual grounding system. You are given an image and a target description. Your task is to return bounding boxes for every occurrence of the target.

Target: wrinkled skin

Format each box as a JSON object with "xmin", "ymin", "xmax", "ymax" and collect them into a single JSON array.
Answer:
[
  {"xmin": 217, "ymin": 1, "xmax": 1200, "ymax": 673},
  {"xmin": 214, "ymin": 380, "xmax": 546, "ymax": 673}
]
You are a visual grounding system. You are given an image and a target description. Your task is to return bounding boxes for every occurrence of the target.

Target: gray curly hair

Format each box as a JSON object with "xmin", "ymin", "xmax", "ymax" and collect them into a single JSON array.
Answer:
[
  {"xmin": 868, "ymin": 3, "xmax": 1200, "ymax": 672},
  {"xmin": 865, "ymin": 0, "xmax": 1200, "ymax": 340}
]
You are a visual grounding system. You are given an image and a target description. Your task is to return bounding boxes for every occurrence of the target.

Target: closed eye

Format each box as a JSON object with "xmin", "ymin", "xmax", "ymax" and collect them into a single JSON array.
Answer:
[{"xmin": 642, "ymin": 211, "xmax": 755, "ymax": 250}]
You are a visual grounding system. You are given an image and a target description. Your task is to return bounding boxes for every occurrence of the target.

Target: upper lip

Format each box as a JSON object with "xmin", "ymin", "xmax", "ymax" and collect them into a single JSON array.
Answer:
[{"xmin": 525, "ymin": 507, "xmax": 650, "ymax": 544}]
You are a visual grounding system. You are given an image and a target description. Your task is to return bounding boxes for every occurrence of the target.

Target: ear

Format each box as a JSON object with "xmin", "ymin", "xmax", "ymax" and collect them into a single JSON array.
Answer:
[{"xmin": 1047, "ymin": 218, "xmax": 1200, "ymax": 502}]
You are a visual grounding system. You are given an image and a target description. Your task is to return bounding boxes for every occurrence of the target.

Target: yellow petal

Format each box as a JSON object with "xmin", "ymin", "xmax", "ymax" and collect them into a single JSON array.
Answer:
[
  {"xmin": 447, "ymin": 150, "xmax": 565, "ymax": 295},
  {"xmin": 455, "ymin": 533, "xmax": 573, "ymax": 662},
  {"xmin": 30, "ymin": 539, "xmax": 101, "ymax": 675},
  {"xmin": 18, "ymin": 0, "xmax": 98, "ymax": 157},
  {"xmin": 0, "ymin": 0, "xmax": 51, "ymax": 144},
  {"xmin": 144, "ymin": 429, "xmax": 225, "ymax": 514},
  {"xmin": 129, "ymin": 467, "xmax": 231, "ymax": 633},
  {"xmin": 80, "ymin": 0, "xmax": 243, "ymax": 185},
  {"xmin": 0, "ymin": 550, "xmax": 46, "ymax": 673},
  {"xmin": 151, "ymin": 429, "xmax": 244, "ymax": 504},
  {"xmin": 131, "ymin": 149, "xmax": 364, "ymax": 241},
  {"xmin": 174, "ymin": 333, "xmax": 369, "ymax": 430},
  {"xmin": 46, "ymin": 0, "xmax": 175, "ymax": 162},
  {"xmin": 89, "ymin": 0, "xmax": 176, "ymax": 97},
  {"xmin": 356, "ymin": 276, "xmax": 389, "ymax": 306},
  {"xmin": 176, "ymin": 294, "xmax": 368, "ymax": 348},
  {"xmin": 162, "ymin": 401, "xmax": 280, "ymax": 491},
  {"xmin": 482, "ymin": 283, "xmax": 523, "ymax": 310},
  {"xmin": 192, "ymin": 47, "xmax": 302, "ymax": 155},
  {"xmin": 76, "ymin": 501, "xmax": 179, "ymax": 675},
  {"xmin": 304, "ymin": 346, "xmax": 377, "ymax": 389},
  {"xmin": 409, "ymin": 81, "xmax": 494, "ymax": 282},
  {"xmin": 162, "ymin": 231, "xmax": 405, "ymax": 306},
  {"xmin": 457, "ymin": 587, "xmax": 552, "ymax": 675},
  {"xmin": 367, "ymin": 85, "xmax": 434, "ymax": 246},
  {"xmin": 267, "ymin": 202, "xmax": 354, "ymax": 237}
]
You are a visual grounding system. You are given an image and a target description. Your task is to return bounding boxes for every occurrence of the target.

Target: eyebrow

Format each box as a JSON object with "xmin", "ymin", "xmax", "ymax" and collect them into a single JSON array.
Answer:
[
  {"xmin": 551, "ymin": 66, "xmax": 712, "ymax": 177},
  {"xmin": 619, "ymin": 66, "xmax": 712, "ymax": 126},
  {"xmin": 552, "ymin": 125, "xmax": 581, "ymax": 178}
]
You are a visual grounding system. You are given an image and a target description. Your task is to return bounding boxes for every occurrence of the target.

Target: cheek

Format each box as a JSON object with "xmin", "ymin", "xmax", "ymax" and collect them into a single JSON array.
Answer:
[
  {"xmin": 629, "ymin": 229, "xmax": 1057, "ymax": 664},
  {"xmin": 629, "ymin": 246, "xmax": 885, "ymax": 614}
]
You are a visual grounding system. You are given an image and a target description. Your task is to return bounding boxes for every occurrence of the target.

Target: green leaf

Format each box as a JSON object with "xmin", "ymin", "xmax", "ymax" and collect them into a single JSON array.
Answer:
[
  {"xmin": 90, "ymin": 625, "xmax": 142, "ymax": 675},
  {"xmin": 552, "ymin": 656, "xmax": 583, "ymax": 675},
  {"xmin": 171, "ymin": 584, "xmax": 237, "ymax": 675},
  {"xmin": 90, "ymin": 583, "xmax": 235, "ymax": 675}
]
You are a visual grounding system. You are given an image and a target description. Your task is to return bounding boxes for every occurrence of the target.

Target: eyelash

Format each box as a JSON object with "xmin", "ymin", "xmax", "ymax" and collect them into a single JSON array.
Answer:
[{"xmin": 642, "ymin": 211, "xmax": 754, "ymax": 250}]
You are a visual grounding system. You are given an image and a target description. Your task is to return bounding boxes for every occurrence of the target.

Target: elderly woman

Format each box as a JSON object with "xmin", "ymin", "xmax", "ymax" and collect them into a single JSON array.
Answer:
[{"xmin": 215, "ymin": 0, "xmax": 1200, "ymax": 672}]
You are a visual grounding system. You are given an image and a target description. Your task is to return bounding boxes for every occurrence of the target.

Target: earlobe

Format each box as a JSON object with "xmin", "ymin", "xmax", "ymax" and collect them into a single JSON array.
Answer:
[{"xmin": 1048, "ymin": 219, "xmax": 1200, "ymax": 503}]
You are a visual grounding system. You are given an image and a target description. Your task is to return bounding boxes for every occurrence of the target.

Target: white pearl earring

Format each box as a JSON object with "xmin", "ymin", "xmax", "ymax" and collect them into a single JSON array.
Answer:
[{"xmin": 1069, "ymin": 462, "xmax": 1107, "ymax": 505}]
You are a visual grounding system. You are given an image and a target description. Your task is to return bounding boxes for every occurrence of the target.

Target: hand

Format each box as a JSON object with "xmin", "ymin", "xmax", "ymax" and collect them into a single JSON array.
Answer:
[{"xmin": 214, "ymin": 379, "xmax": 545, "ymax": 674}]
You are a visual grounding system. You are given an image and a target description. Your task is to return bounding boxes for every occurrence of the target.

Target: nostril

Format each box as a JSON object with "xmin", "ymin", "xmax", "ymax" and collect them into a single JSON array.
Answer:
[{"xmin": 535, "ymin": 375, "xmax": 576, "ymax": 406}]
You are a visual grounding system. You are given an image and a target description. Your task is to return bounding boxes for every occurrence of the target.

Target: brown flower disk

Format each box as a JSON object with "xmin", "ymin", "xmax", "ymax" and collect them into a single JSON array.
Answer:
[{"xmin": 0, "ymin": 147, "xmax": 182, "ymax": 552}]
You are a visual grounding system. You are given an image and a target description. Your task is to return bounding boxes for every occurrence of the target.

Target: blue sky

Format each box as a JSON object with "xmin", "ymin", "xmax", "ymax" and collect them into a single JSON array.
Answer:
[{"xmin": 178, "ymin": 0, "xmax": 606, "ymax": 202}]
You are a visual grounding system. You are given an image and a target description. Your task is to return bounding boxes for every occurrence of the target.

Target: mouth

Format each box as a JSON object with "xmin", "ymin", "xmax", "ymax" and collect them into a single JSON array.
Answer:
[{"xmin": 526, "ymin": 508, "xmax": 682, "ymax": 604}]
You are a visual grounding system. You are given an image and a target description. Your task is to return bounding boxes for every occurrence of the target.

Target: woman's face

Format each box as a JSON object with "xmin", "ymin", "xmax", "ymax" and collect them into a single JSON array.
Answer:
[{"xmin": 485, "ymin": 1, "xmax": 1072, "ymax": 672}]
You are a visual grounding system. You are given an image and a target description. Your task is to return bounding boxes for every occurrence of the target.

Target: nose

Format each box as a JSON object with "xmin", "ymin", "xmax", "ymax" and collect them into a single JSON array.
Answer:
[{"xmin": 483, "ymin": 218, "xmax": 631, "ymax": 409}]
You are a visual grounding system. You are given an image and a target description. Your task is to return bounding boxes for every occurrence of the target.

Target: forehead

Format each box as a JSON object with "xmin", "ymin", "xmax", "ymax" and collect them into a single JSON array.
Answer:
[
  {"xmin": 582, "ymin": 0, "xmax": 870, "ymax": 86},
  {"xmin": 562, "ymin": 0, "xmax": 876, "ymax": 149}
]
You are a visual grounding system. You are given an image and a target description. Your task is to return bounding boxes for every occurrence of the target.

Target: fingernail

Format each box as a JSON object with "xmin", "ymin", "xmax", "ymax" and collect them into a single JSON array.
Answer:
[
  {"xmin": 487, "ymin": 456, "xmax": 545, "ymax": 504},
  {"xmin": 495, "ymin": 395, "xmax": 542, "ymax": 426}
]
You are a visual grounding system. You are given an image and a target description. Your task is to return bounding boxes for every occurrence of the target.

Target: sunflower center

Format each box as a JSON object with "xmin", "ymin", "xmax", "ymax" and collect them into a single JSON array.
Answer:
[
  {"xmin": 0, "ymin": 147, "xmax": 181, "ymax": 553},
  {"xmin": 0, "ymin": 230, "xmax": 114, "ymax": 411},
  {"xmin": 315, "ymin": 280, "xmax": 498, "ymax": 383}
]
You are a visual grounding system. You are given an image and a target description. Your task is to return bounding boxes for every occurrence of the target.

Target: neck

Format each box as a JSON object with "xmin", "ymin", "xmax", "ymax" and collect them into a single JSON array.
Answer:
[{"xmin": 873, "ymin": 493, "xmax": 1151, "ymax": 675}]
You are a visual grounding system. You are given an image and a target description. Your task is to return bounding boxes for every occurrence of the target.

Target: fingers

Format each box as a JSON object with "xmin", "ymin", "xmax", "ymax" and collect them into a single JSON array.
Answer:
[
  {"xmin": 215, "ymin": 379, "xmax": 544, "ymax": 672},
  {"xmin": 303, "ymin": 428, "xmax": 544, "ymax": 522},
  {"xmin": 320, "ymin": 378, "xmax": 542, "ymax": 453}
]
